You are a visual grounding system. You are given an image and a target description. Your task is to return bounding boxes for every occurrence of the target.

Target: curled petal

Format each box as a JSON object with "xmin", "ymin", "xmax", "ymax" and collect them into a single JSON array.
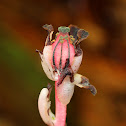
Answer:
[
  {"xmin": 72, "ymin": 74, "xmax": 97, "ymax": 96},
  {"xmin": 38, "ymin": 85, "xmax": 55, "ymax": 126},
  {"xmin": 57, "ymin": 76, "xmax": 75, "ymax": 105}
]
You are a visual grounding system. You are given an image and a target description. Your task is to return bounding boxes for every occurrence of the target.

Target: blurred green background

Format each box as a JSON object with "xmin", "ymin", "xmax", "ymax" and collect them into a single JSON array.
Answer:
[{"xmin": 0, "ymin": 0, "xmax": 126, "ymax": 126}]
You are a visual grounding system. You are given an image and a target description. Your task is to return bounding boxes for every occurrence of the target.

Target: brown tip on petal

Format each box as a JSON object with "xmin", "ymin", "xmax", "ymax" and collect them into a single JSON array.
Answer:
[
  {"xmin": 77, "ymin": 29, "xmax": 89, "ymax": 38},
  {"xmin": 47, "ymin": 83, "xmax": 52, "ymax": 98},
  {"xmin": 43, "ymin": 24, "xmax": 54, "ymax": 46},
  {"xmin": 69, "ymin": 25, "xmax": 79, "ymax": 41},
  {"xmin": 80, "ymin": 76, "xmax": 89, "ymax": 84},
  {"xmin": 43, "ymin": 24, "xmax": 54, "ymax": 32},
  {"xmin": 36, "ymin": 49, "xmax": 44, "ymax": 62},
  {"xmin": 36, "ymin": 49, "xmax": 43, "ymax": 54},
  {"xmin": 89, "ymin": 85, "xmax": 97, "ymax": 96},
  {"xmin": 76, "ymin": 29, "xmax": 89, "ymax": 44}
]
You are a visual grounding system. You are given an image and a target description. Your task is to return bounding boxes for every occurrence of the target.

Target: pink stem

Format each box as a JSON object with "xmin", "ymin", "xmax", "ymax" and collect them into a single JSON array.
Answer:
[{"xmin": 55, "ymin": 81, "xmax": 67, "ymax": 126}]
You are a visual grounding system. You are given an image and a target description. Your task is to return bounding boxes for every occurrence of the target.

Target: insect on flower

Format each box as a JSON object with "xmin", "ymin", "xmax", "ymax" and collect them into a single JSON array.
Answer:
[{"xmin": 37, "ymin": 24, "xmax": 97, "ymax": 126}]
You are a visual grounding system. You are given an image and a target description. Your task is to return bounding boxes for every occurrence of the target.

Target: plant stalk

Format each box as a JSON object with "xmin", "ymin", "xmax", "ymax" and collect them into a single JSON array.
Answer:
[{"xmin": 55, "ymin": 81, "xmax": 67, "ymax": 126}]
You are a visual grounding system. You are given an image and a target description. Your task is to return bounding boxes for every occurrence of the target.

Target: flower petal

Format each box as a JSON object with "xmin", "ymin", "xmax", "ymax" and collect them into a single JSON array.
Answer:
[
  {"xmin": 72, "ymin": 74, "xmax": 97, "ymax": 95},
  {"xmin": 37, "ymin": 46, "xmax": 58, "ymax": 81},
  {"xmin": 57, "ymin": 76, "xmax": 75, "ymax": 105},
  {"xmin": 77, "ymin": 29, "xmax": 89, "ymax": 44},
  {"xmin": 71, "ymin": 51, "xmax": 83, "ymax": 73},
  {"xmin": 38, "ymin": 85, "xmax": 55, "ymax": 126},
  {"xmin": 43, "ymin": 46, "xmax": 56, "ymax": 81}
]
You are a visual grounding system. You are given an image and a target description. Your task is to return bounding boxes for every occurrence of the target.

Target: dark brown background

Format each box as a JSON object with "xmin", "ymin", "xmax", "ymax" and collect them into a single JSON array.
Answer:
[{"xmin": 0, "ymin": 0, "xmax": 126, "ymax": 126}]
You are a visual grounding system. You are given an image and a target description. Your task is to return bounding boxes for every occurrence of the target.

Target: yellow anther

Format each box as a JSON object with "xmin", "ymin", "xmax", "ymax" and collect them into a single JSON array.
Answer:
[{"xmin": 51, "ymin": 39, "xmax": 55, "ymax": 43}]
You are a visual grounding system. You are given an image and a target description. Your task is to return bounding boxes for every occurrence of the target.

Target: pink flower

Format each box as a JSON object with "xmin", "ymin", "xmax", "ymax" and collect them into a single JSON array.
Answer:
[{"xmin": 37, "ymin": 24, "xmax": 97, "ymax": 126}]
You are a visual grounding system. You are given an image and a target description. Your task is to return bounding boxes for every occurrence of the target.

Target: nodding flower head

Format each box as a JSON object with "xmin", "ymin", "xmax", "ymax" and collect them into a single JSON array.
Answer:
[{"xmin": 37, "ymin": 25, "xmax": 97, "ymax": 126}]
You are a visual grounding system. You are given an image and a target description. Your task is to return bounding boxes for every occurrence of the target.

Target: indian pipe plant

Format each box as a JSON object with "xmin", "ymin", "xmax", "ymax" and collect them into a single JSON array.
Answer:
[{"xmin": 36, "ymin": 24, "xmax": 97, "ymax": 126}]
